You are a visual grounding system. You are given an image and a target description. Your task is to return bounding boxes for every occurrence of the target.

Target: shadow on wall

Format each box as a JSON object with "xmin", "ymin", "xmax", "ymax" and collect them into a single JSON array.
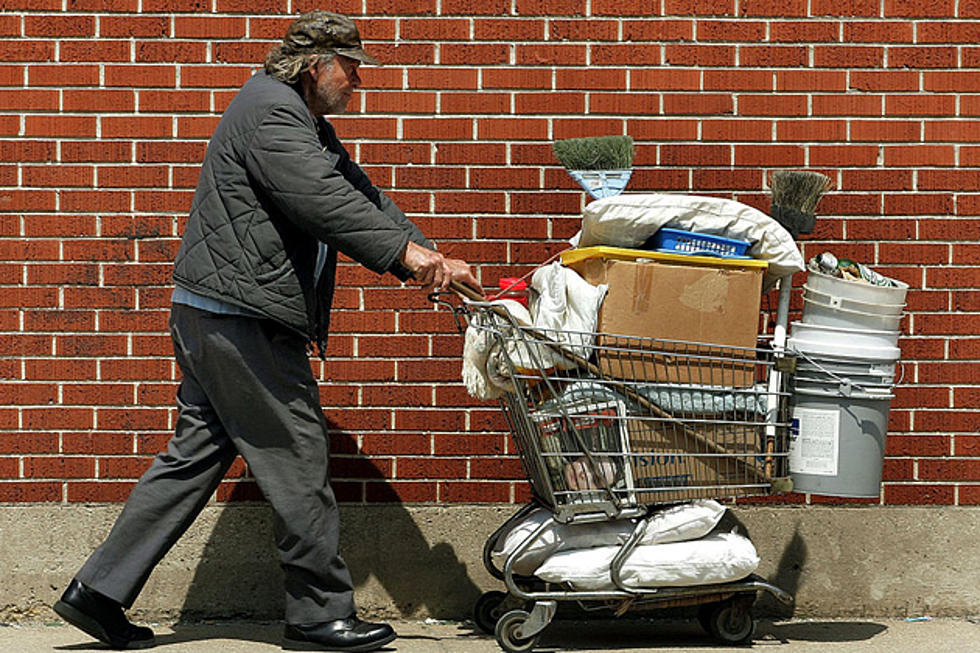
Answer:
[
  {"xmin": 176, "ymin": 453, "xmax": 483, "ymax": 621},
  {"xmin": 726, "ymin": 513, "xmax": 807, "ymax": 619}
]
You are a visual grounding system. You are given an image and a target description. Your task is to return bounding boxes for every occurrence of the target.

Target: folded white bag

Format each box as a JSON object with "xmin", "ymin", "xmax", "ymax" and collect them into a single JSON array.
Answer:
[
  {"xmin": 491, "ymin": 500, "xmax": 726, "ymax": 576},
  {"xmin": 534, "ymin": 531, "xmax": 760, "ymax": 590}
]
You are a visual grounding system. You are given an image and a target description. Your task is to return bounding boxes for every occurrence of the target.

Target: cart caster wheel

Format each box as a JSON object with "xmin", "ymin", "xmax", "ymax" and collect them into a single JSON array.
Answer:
[
  {"xmin": 700, "ymin": 597, "xmax": 756, "ymax": 645},
  {"xmin": 474, "ymin": 590, "xmax": 508, "ymax": 635},
  {"xmin": 495, "ymin": 609, "xmax": 541, "ymax": 653}
]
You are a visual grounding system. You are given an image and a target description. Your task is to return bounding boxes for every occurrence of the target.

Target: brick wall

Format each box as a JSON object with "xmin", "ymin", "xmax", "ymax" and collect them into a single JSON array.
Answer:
[{"xmin": 1, "ymin": 2, "xmax": 977, "ymax": 507}]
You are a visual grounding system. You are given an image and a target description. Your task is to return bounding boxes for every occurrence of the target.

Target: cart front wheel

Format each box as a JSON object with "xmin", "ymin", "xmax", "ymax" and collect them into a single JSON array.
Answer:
[
  {"xmin": 474, "ymin": 590, "xmax": 508, "ymax": 635},
  {"xmin": 495, "ymin": 609, "xmax": 540, "ymax": 653},
  {"xmin": 701, "ymin": 596, "xmax": 756, "ymax": 645}
]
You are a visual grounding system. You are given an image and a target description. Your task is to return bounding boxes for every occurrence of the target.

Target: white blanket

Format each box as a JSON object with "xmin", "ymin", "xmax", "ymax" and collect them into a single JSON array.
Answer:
[{"xmin": 461, "ymin": 265, "xmax": 606, "ymax": 400}]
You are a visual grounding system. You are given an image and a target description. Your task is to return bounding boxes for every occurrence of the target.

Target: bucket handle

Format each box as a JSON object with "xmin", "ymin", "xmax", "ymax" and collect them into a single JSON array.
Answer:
[{"xmin": 788, "ymin": 347, "xmax": 898, "ymax": 396}]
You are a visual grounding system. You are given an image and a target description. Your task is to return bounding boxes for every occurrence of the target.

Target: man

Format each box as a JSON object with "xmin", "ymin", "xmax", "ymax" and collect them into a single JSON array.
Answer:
[{"xmin": 53, "ymin": 10, "xmax": 480, "ymax": 652}]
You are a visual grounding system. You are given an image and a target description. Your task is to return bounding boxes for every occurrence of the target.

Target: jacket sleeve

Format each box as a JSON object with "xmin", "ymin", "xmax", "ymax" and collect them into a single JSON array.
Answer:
[{"xmin": 244, "ymin": 102, "xmax": 410, "ymax": 276}]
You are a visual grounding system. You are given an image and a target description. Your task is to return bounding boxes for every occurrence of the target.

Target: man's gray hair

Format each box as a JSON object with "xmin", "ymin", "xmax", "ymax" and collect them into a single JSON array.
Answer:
[{"xmin": 264, "ymin": 45, "xmax": 333, "ymax": 85}]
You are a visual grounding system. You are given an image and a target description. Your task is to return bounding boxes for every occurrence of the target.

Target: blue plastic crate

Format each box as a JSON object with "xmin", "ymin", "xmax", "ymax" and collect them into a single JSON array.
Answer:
[{"xmin": 645, "ymin": 228, "xmax": 751, "ymax": 259}]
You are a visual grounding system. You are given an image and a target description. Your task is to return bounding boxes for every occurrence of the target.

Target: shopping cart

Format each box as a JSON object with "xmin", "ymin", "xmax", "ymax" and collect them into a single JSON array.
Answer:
[{"xmin": 437, "ymin": 276, "xmax": 796, "ymax": 652}]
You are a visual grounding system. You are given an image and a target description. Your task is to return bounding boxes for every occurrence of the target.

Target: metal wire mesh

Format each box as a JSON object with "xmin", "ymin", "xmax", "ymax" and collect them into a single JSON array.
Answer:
[{"xmin": 471, "ymin": 304, "xmax": 794, "ymax": 515}]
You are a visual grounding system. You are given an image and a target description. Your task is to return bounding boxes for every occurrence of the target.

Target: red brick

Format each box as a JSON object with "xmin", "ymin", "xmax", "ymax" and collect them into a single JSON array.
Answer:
[
  {"xmin": 105, "ymin": 65, "xmax": 176, "ymax": 88},
  {"xmin": 841, "ymin": 169, "xmax": 913, "ymax": 191},
  {"xmin": 883, "ymin": 193, "xmax": 954, "ymax": 216},
  {"xmin": 24, "ymin": 457, "xmax": 94, "ymax": 479},
  {"xmin": 0, "ymin": 433, "xmax": 59, "ymax": 454},
  {"xmin": 133, "ymin": 40, "xmax": 209, "ymax": 64},
  {"xmin": 812, "ymin": 94, "xmax": 883, "ymax": 116},
  {"xmin": 734, "ymin": 145, "xmax": 805, "ymax": 167},
  {"xmin": 663, "ymin": 44, "xmax": 735, "ymax": 67},
  {"xmin": 776, "ymin": 70, "xmax": 846, "ymax": 92},
  {"xmin": 703, "ymin": 70, "xmax": 772, "ymax": 92},
  {"xmin": 0, "ymin": 482, "xmax": 61, "ymax": 502},
  {"xmin": 67, "ymin": 0, "xmax": 139, "ymax": 8},
  {"xmin": 741, "ymin": 45, "xmax": 808, "ymax": 67},
  {"xmin": 60, "ymin": 41, "xmax": 131, "ymax": 63},
  {"xmin": 815, "ymin": 46, "xmax": 884, "ymax": 68},
  {"xmin": 25, "ymin": 115, "xmax": 98, "ymax": 138},
  {"xmin": 101, "ymin": 15, "xmax": 170, "ymax": 37},
  {"xmin": 777, "ymin": 120, "xmax": 848, "ymax": 142},
  {"xmin": 173, "ymin": 16, "xmax": 246, "ymax": 39},
  {"xmin": 850, "ymin": 120, "xmax": 920, "ymax": 143},
  {"xmin": 625, "ymin": 119, "xmax": 698, "ymax": 143},
  {"xmin": 884, "ymin": 145, "xmax": 954, "ymax": 167},
  {"xmin": 216, "ymin": 0, "xmax": 287, "ymax": 11},
  {"xmin": 25, "ymin": 15, "xmax": 94, "ymax": 37},
  {"xmin": 28, "ymin": 65, "xmax": 100, "ymax": 87},
  {"xmin": 22, "ymin": 165, "xmax": 94, "ymax": 188},
  {"xmin": 923, "ymin": 71, "xmax": 980, "ymax": 92},
  {"xmin": 889, "ymin": 46, "xmax": 957, "ymax": 69},
  {"xmin": 883, "ymin": 483, "xmax": 955, "ymax": 505},
  {"xmin": 663, "ymin": 0, "xmax": 734, "ymax": 15},
  {"xmin": 884, "ymin": 0, "xmax": 954, "ymax": 17},
  {"xmin": 738, "ymin": 95, "xmax": 805, "ymax": 117},
  {"xmin": 64, "ymin": 90, "xmax": 136, "ymax": 113},
  {"xmin": 0, "ymin": 40, "xmax": 55, "ymax": 62},
  {"xmin": 22, "ymin": 407, "xmax": 94, "ymax": 430},
  {"xmin": 0, "ymin": 89, "xmax": 59, "ymax": 111}
]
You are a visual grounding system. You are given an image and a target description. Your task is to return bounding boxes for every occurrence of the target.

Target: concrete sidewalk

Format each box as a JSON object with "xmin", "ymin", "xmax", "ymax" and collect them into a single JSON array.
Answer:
[{"xmin": 2, "ymin": 617, "xmax": 978, "ymax": 652}]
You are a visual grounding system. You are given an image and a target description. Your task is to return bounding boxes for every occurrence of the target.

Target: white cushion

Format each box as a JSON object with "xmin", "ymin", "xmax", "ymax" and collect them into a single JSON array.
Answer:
[
  {"xmin": 534, "ymin": 531, "xmax": 760, "ymax": 590},
  {"xmin": 490, "ymin": 500, "xmax": 727, "ymax": 576}
]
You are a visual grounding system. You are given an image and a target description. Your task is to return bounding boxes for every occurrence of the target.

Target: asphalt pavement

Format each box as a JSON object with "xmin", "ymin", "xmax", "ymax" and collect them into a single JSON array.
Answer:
[{"xmin": 1, "ymin": 617, "xmax": 979, "ymax": 652}]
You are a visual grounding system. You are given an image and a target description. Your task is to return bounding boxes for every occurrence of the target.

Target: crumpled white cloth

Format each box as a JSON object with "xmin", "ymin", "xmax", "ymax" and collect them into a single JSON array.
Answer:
[
  {"xmin": 461, "ymin": 265, "xmax": 607, "ymax": 400},
  {"xmin": 570, "ymin": 193, "xmax": 805, "ymax": 288}
]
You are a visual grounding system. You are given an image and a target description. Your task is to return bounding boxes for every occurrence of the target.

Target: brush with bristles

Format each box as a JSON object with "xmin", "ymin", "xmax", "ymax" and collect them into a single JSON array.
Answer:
[
  {"xmin": 769, "ymin": 170, "xmax": 831, "ymax": 239},
  {"xmin": 552, "ymin": 135, "xmax": 634, "ymax": 171},
  {"xmin": 553, "ymin": 135, "xmax": 634, "ymax": 199}
]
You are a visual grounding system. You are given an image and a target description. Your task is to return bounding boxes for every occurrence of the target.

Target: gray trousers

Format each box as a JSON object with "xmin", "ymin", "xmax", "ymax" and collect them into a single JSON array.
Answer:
[{"xmin": 76, "ymin": 304, "xmax": 356, "ymax": 624}]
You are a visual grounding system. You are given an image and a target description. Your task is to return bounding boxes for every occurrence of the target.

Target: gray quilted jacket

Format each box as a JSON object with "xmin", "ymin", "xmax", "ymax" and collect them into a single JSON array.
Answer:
[{"xmin": 173, "ymin": 71, "xmax": 430, "ymax": 353}]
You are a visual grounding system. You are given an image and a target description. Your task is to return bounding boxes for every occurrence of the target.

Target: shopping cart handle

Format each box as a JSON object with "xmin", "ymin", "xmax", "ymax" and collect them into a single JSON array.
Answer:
[{"xmin": 449, "ymin": 279, "xmax": 486, "ymax": 302}]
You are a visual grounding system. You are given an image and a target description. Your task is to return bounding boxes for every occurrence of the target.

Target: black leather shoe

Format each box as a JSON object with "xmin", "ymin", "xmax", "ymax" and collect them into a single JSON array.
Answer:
[
  {"xmin": 282, "ymin": 616, "xmax": 396, "ymax": 651},
  {"xmin": 53, "ymin": 579, "xmax": 155, "ymax": 650}
]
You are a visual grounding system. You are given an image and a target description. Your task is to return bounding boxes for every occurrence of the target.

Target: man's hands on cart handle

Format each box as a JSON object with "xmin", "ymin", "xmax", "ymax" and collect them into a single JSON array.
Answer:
[{"xmin": 401, "ymin": 240, "xmax": 482, "ymax": 295}]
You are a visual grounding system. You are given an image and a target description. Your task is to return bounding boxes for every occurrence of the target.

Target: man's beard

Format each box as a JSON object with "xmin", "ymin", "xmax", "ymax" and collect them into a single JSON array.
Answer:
[{"xmin": 319, "ymin": 87, "xmax": 349, "ymax": 115}]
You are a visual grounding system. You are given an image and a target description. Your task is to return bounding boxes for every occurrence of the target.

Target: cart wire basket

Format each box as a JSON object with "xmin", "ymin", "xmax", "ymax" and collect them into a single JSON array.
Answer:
[{"xmin": 438, "ymin": 277, "xmax": 797, "ymax": 652}]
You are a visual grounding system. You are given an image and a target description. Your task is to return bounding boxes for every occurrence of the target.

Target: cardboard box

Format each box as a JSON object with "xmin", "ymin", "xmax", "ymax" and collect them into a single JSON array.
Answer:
[
  {"xmin": 565, "ymin": 251, "xmax": 765, "ymax": 386},
  {"xmin": 627, "ymin": 419, "xmax": 769, "ymax": 503}
]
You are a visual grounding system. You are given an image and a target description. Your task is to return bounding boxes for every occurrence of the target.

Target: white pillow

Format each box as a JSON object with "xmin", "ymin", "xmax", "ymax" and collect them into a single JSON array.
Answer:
[
  {"xmin": 490, "ymin": 500, "xmax": 727, "ymax": 576},
  {"xmin": 640, "ymin": 499, "xmax": 727, "ymax": 545},
  {"xmin": 534, "ymin": 531, "xmax": 760, "ymax": 590},
  {"xmin": 571, "ymin": 193, "xmax": 805, "ymax": 286}
]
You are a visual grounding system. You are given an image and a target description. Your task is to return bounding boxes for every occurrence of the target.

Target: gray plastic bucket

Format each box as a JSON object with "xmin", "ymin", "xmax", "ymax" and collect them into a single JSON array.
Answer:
[{"xmin": 789, "ymin": 386, "xmax": 894, "ymax": 498}]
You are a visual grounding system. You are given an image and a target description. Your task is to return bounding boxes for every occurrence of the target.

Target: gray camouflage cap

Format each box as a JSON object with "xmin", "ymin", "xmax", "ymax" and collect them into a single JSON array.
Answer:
[{"xmin": 282, "ymin": 10, "xmax": 380, "ymax": 65}]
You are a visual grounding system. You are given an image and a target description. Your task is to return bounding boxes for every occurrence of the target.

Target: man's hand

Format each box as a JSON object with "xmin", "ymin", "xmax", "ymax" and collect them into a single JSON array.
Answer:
[{"xmin": 400, "ymin": 241, "xmax": 481, "ymax": 294}]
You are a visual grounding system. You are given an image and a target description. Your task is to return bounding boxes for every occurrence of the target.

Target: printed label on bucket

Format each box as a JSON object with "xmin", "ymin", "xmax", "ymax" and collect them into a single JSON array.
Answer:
[{"xmin": 790, "ymin": 407, "xmax": 840, "ymax": 476}]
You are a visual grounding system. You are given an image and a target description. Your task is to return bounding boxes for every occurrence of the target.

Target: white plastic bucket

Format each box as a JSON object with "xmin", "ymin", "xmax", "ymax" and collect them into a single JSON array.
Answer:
[
  {"xmin": 789, "ymin": 320, "xmax": 900, "ymax": 351},
  {"xmin": 802, "ymin": 297, "xmax": 904, "ymax": 332},
  {"xmin": 806, "ymin": 268, "xmax": 909, "ymax": 305},
  {"xmin": 789, "ymin": 386, "xmax": 893, "ymax": 498},
  {"xmin": 803, "ymin": 284, "xmax": 905, "ymax": 316}
]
